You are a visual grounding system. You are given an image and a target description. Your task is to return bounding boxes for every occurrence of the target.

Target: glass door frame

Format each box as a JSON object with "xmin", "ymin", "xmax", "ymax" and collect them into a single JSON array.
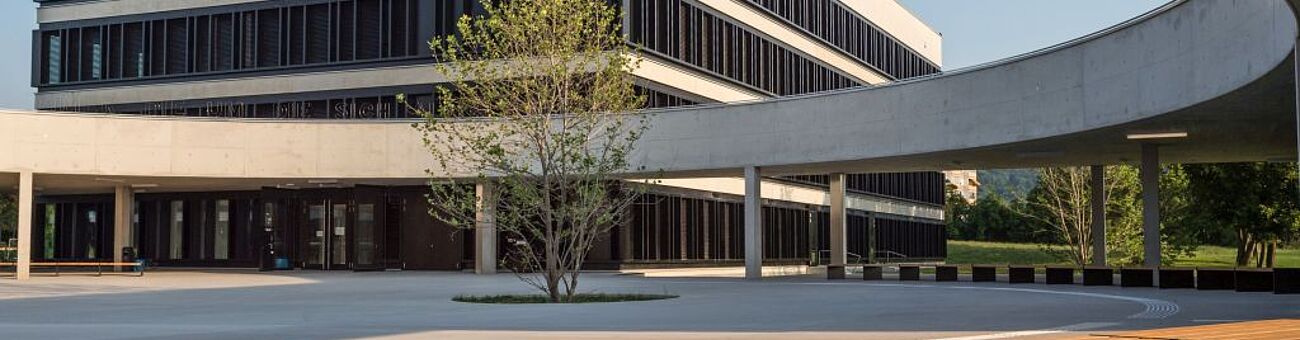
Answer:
[
  {"xmin": 297, "ymin": 189, "xmax": 354, "ymax": 270},
  {"xmin": 352, "ymin": 185, "xmax": 388, "ymax": 271}
]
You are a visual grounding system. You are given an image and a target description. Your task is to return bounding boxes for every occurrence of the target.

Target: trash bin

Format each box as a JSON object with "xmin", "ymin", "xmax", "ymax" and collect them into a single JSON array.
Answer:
[
  {"xmin": 122, "ymin": 247, "xmax": 139, "ymax": 272},
  {"xmin": 275, "ymin": 257, "xmax": 291, "ymax": 270}
]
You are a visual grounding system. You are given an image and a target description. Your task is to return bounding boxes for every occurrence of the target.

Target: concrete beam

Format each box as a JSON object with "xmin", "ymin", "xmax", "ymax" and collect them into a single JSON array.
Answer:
[
  {"xmin": 16, "ymin": 172, "xmax": 32, "ymax": 280},
  {"xmin": 828, "ymin": 173, "xmax": 847, "ymax": 266},
  {"xmin": 113, "ymin": 184, "xmax": 134, "ymax": 271},
  {"xmin": 1141, "ymin": 145, "xmax": 1161, "ymax": 268},
  {"xmin": 1091, "ymin": 165, "xmax": 1106, "ymax": 266},
  {"xmin": 475, "ymin": 182, "xmax": 497, "ymax": 275},
  {"xmin": 744, "ymin": 166, "xmax": 763, "ymax": 280}
]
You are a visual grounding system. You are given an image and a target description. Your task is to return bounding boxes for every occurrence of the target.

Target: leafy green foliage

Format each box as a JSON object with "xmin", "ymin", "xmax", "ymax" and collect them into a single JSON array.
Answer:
[
  {"xmin": 950, "ymin": 165, "xmax": 1198, "ymax": 266},
  {"xmin": 949, "ymin": 162, "xmax": 1299, "ymax": 268},
  {"xmin": 976, "ymin": 169, "xmax": 1039, "ymax": 200},
  {"xmin": 946, "ymin": 188, "xmax": 1045, "ymax": 243},
  {"xmin": 1183, "ymin": 163, "xmax": 1300, "ymax": 267},
  {"xmin": 408, "ymin": 0, "xmax": 650, "ymax": 302}
]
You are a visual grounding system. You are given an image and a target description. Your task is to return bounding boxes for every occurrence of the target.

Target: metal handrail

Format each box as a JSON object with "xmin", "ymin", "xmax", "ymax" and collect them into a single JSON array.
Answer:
[
  {"xmin": 873, "ymin": 250, "xmax": 914, "ymax": 265},
  {"xmin": 816, "ymin": 250, "xmax": 866, "ymax": 265}
]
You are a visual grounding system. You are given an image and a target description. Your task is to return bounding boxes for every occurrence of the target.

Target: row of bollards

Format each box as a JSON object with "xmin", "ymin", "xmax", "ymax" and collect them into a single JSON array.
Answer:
[{"xmin": 826, "ymin": 264, "xmax": 1297, "ymax": 294}]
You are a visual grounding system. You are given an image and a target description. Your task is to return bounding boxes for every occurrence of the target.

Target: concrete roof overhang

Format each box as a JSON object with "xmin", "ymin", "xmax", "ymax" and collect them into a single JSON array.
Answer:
[{"xmin": 1, "ymin": 0, "xmax": 1297, "ymax": 194}]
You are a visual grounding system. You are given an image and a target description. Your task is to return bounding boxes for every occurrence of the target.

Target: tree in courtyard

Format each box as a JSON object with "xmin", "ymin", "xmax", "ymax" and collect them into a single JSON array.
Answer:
[
  {"xmin": 407, "ymin": 0, "xmax": 649, "ymax": 302},
  {"xmin": 1183, "ymin": 163, "xmax": 1299, "ymax": 267}
]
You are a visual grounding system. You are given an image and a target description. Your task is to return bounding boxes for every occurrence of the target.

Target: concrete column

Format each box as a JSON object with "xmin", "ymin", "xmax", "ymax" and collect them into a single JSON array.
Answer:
[
  {"xmin": 744, "ymin": 166, "xmax": 763, "ymax": 280},
  {"xmin": 1141, "ymin": 144, "xmax": 1161, "ymax": 268},
  {"xmin": 474, "ymin": 182, "xmax": 497, "ymax": 275},
  {"xmin": 866, "ymin": 215, "xmax": 877, "ymax": 264},
  {"xmin": 113, "ymin": 184, "xmax": 134, "ymax": 271},
  {"xmin": 1090, "ymin": 165, "xmax": 1107, "ymax": 266},
  {"xmin": 16, "ymin": 172, "xmax": 33, "ymax": 280},
  {"xmin": 828, "ymin": 173, "xmax": 847, "ymax": 266}
]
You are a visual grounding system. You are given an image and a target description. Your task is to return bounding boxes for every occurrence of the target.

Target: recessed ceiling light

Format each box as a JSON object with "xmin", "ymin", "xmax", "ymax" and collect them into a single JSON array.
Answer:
[
  {"xmin": 130, "ymin": 183, "xmax": 159, "ymax": 188},
  {"xmin": 307, "ymin": 179, "xmax": 339, "ymax": 184},
  {"xmin": 1126, "ymin": 132, "xmax": 1188, "ymax": 140}
]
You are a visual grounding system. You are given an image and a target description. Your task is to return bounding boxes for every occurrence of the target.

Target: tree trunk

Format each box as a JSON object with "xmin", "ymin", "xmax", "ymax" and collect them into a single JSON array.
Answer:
[
  {"xmin": 1266, "ymin": 240, "xmax": 1276, "ymax": 268},
  {"xmin": 1235, "ymin": 230, "xmax": 1252, "ymax": 267}
]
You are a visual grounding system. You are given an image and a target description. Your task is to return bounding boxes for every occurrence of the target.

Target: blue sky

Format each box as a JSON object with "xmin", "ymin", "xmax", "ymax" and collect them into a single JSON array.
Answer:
[
  {"xmin": 0, "ymin": 1, "xmax": 1166, "ymax": 110},
  {"xmin": 899, "ymin": 0, "xmax": 1167, "ymax": 69}
]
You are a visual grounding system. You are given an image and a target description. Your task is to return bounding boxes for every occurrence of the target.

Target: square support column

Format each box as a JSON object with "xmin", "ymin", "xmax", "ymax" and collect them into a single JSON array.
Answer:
[
  {"xmin": 113, "ymin": 184, "xmax": 134, "ymax": 271},
  {"xmin": 474, "ymin": 182, "xmax": 497, "ymax": 275},
  {"xmin": 828, "ymin": 173, "xmax": 847, "ymax": 267},
  {"xmin": 16, "ymin": 172, "xmax": 33, "ymax": 280},
  {"xmin": 1090, "ymin": 165, "xmax": 1106, "ymax": 266},
  {"xmin": 744, "ymin": 166, "xmax": 763, "ymax": 280},
  {"xmin": 1141, "ymin": 144, "xmax": 1161, "ymax": 269}
]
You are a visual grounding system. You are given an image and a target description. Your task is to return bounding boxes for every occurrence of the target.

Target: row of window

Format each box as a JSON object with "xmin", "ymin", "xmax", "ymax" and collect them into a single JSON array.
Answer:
[
  {"xmin": 628, "ymin": 0, "xmax": 860, "ymax": 96},
  {"xmin": 30, "ymin": 198, "xmax": 258, "ymax": 262},
  {"xmin": 781, "ymin": 172, "xmax": 947, "ymax": 206},
  {"xmin": 47, "ymin": 85, "xmax": 691, "ymax": 118},
  {"xmin": 134, "ymin": 198, "xmax": 256, "ymax": 262},
  {"xmin": 37, "ymin": 0, "xmax": 455, "ymax": 86},
  {"xmin": 745, "ymin": 0, "xmax": 940, "ymax": 80},
  {"xmin": 31, "ymin": 201, "xmax": 114, "ymax": 260},
  {"xmin": 626, "ymin": 192, "xmax": 946, "ymax": 262}
]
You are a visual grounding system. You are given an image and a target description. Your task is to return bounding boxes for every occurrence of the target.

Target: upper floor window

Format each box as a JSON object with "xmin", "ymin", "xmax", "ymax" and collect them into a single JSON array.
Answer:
[{"xmin": 35, "ymin": 0, "xmax": 464, "ymax": 86}]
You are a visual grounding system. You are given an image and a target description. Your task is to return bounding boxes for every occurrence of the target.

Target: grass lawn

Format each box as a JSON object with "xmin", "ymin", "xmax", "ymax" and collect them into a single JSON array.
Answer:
[
  {"xmin": 947, "ymin": 240, "xmax": 1300, "ymax": 268},
  {"xmin": 945, "ymin": 240, "xmax": 1069, "ymax": 266}
]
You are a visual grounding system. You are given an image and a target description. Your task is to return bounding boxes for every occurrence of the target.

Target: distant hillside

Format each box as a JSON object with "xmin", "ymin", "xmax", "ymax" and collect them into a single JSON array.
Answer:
[{"xmin": 977, "ymin": 169, "xmax": 1039, "ymax": 200}]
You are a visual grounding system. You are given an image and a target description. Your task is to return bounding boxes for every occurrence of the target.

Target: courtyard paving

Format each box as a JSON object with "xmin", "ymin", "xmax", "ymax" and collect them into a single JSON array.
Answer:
[{"xmin": 0, "ymin": 270, "xmax": 1296, "ymax": 339}]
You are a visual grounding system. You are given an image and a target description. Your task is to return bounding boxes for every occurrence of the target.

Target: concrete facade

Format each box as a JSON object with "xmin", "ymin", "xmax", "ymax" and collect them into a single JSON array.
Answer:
[
  {"xmin": 9, "ymin": 0, "xmax": 1299, "ymax": 281},
  {"xmin": 10, "ymin": 1, "xmax": 1294, "ymax": 180}
]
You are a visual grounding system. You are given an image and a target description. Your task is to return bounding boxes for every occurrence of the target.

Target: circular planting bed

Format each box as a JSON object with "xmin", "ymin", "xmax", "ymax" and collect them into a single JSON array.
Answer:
[{"xmin": 453, "ymin": 293, "xmax": 678, "ymax": 304}]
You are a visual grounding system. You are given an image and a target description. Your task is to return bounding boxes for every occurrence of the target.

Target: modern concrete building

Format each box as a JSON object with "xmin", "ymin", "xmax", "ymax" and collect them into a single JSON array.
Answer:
[
  {"xmin": 5, "ymin": 0, "xmax": 1297, "ymax": 281},
  {"xmin": 14, "ymin": 0, "xmax": 950, "ymax": 275}
]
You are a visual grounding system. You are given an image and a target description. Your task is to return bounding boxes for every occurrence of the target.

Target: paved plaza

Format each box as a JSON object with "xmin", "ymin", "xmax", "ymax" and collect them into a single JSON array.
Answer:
[{"xmin": 0, "ymin": 270, "xmax": 1296, "ymax": 339}]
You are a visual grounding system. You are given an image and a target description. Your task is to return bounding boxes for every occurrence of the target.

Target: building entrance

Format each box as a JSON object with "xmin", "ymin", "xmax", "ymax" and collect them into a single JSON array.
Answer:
[
  {"xmin": 303, "ymin": 200, "xmax": 349, "ymax": 270},
  {"xmin": 291, "ymin": 186, "xmax": 401, "ymax": 271}
]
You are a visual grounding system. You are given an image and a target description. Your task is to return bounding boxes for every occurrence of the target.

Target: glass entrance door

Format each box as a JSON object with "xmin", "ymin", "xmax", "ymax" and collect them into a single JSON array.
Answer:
[
  {"xmin": 303, "ymin": 200, "xmax": 350, "ymax": 270},
  {"xmin": 352, "ymin": 185, "xmax": 390, "ymax": 271}
]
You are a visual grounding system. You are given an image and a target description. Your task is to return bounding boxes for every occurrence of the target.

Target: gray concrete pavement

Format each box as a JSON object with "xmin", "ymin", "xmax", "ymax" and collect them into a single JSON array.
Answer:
[{"xmin": 0, "ymin": 270, "xmax": 1296, "ymax": 339}]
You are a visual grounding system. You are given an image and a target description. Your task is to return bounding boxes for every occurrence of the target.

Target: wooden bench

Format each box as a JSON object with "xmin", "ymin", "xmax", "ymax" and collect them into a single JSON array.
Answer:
[{"xmin": 0, "ymin": 261, "xmax": 146, "ymax": 277}]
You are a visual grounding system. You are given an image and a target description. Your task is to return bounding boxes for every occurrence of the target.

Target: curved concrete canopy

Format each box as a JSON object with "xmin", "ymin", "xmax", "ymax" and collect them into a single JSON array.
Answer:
[{"xmin": 1, "ymin": 0, "xmax": 1297, "ymax": 192}]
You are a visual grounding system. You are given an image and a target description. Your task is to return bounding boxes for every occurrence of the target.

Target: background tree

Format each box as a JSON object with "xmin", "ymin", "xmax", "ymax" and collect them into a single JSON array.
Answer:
[
  {"xmin": 1184, "ymin": 163, "xmax": 1299, "ymax": 267},
  {"xmin": 948, "ymin": 184, "xmax": 1044, "ymax": 244},
  {"xmin": 1099, "ymin": 164, "xmax": 1196, "ymax": 266},
  {"xmin": 409, "ymin": 0, "xmax": 648, "ymax": 302},
  {"xmin": 1022, "ymin": 167, "xmax": 1101, "ymax": 266},
  {"xmin": 1021, "ymin": 165, "xmax": 1194, "ymax": 266}
]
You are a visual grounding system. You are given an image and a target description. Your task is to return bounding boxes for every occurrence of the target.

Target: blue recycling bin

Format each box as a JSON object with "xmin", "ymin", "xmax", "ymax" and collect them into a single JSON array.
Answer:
[{"xmin": 274, "ymin": 257, "xmax": 291, "ymax": 270}]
